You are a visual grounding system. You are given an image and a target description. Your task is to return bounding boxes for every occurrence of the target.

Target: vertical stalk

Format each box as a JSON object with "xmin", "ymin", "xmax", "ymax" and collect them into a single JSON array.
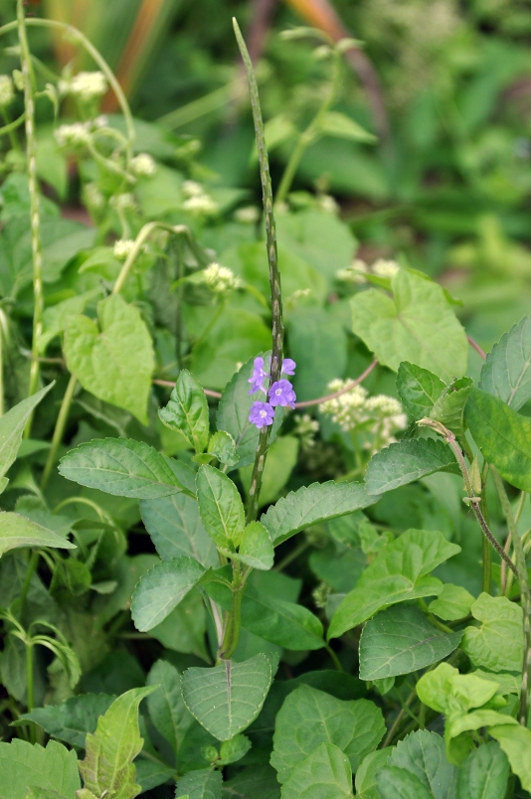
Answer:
[
  {"xmin": 40, "ymin": 373, "xmax": 78, "ymax": 490},
  {"xmin": 233, "ymin": 18, "xmax": 284, "ymax": 524},
  {"xmin": 17, "ymin": 0, "xmax": 43, "ymax": 434}
]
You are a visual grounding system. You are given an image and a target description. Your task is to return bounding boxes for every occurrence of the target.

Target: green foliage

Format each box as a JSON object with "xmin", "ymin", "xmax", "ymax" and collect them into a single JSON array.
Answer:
[
  {"xmin": 461, "ymin": 593, "xmax": 524, "ymax": 672},
  {"xmin": 159, "ymin": 370, "xmax": 210, "ymax": 455},
  {"xmin": 0, "ymin": 383, "xmax": 53, "ymax": 492},
  {"xmin": 131, "ymin": 556, "xmax": 205, "ymax": 630},
  {"xmin": 0, "ymin": 739, "xmax": 81, "ymax": 798},
  {"xmin": 365, "ymin": 439, "xmax": 458, "ymax": 495},
  {"xmin": 0, "ymin": 511, "xmax": 76, "ymax": 556}
]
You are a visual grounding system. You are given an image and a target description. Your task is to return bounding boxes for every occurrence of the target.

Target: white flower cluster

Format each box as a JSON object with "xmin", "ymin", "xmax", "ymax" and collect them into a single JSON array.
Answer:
[
  {"xmin": 82, "ymin": 182, "xmax": 105, "ymax": 212},
  {"xmin": 54, "ymin": 122, "xmax": 92, "ymax": 148},
  {"xmin": 59, "ymin": 71, "xmax": 108, "ymax": 102},
  {"xmin": 203, "ymin": 262, "xmax": 241, "ymax": 294},
  {"xmin": 336, "ymin": 257, "xmax": 400, "ymax": 285},
  {"xmin": 293, "ymin": 413, "xmax": 319, "ymax": 448},
  {"xmin": 319, "ymin": 378, "xmax": 407, "ymax": 450},
  {"xmin": 0, "ymin": 75, "xmax": 14, "ymax": 107},
  {"xmin": 113, "ymin": 239, "xmax": 136, "ymax": 260},
  {"xmin": 130, "ymin": 153, "xmax": 156, "ymax": 178},
  {"xmin": 109, "ymin": 193, "xmax": 136, "ymax": 212},
  {"xmin": 234, "ymin": 205, "xmax": 260, "ymax": 224},
  {"xmin": 182, "ymin": 180, "xmax": 218, "ymax": 216}
]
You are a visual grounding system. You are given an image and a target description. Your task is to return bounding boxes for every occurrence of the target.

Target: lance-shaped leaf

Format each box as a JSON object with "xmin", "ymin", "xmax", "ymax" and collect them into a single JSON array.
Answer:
[
  {"xmin": 78, "ymin": 686, "xmax": 155, "ymax": 799},
  {"xmin": 59, "ymin": 438, "xmax": 193, "ymax": 499},
  {"xmin": 260, "ymin": 480, "xmax": 376, "ymax": 546},
  {"xmin": 465, "ymin": 388, "xmax": 531, "ymax": 492},
  {"xmin": 196, "ymin": 465, "xmax": 245, "ymax": 548},
  {"xmin": 280, "ymin": 742, "xmax": 354, "ymax": 798},
  {"xmin": 0, "ymin": 739, "xmax": 81, "ymax": 798},
  {"xmin": 131, "ymin": 556, "xmax": 205, "ymax": 631},
  {"xmin": 0, "ymin": 383, "xmax": 53, "ymax": 492},
  {"xmin": 64, "ymin": 293, "xmax": 154, "ymax": 424},
  {"xmin": 0, "ymin": 512, "xmax": 76, "ymax": 557},
  {"xmin": 328, "ymin": 529, "xmax": 460, "ymax": 640},
  {"xmin": 181, "ymin": 654, "xmax": 274, "ymax": 741},
  {"xmin": 479, "ymin": 315, "xmax": 531, "ymax": 410},
  {"xmin": 351, "ymin": 268, "xmax": 468, "ymax": 381},
  {"xmin": 397, "ymin": 362, "xmax": 445, "ymax": 419},
  {"xmin": 365, "ymin": 439, "xmax": 458, "ymax": 495},
  {"xmin": 15, "ymin": 694, "xmax": 115, "ymax": 749},
  {"xmin": 159, "ymin": 369, "xmax": 209, "ymax": 454}
]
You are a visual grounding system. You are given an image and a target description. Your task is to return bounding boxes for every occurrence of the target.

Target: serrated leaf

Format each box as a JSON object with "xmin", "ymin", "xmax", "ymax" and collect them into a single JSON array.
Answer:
[
  {"xmin": 319, "ymin": 111, "xmax": 376, "ymax": 143},
  {"xmin": 0, "ymin": 739, "xmax": 81, "ymax": 798},
  {"xmin": 159, "ymin": 370, "xmax": 209, "ymax": 454},
  {"xmin": 175, "ymin": 768, "xmax": 222, "ymax": 799},
  {"xmin": 64, "ymin": 294, "xmax": 154, "ymax": 424},
  {"xmin": 351, "ymin": 269, "xmax": 468, "ymax": 381},
  {"xmin": 456, "ymin": 741, "xmax": 509, "ymax": 799},
  {"xmin": 328, "ymin": 529, "xmax": 460, "ymax": 639},
  {"xmin": 365, "ymin": 439, "xmax": 458, "ymax": 495},
  {"xmin": 461, "ymin": 593, "xmax": 523, "ymax": 672},
  {"xmin": 131, "ymin": 556, "xmax": 205, "ymax": 631},
  {"xmin": 146, "ymin": 660, "xmax": 194, "ymax": 759},
  {"xmin": 280, "ymin": 742, "xmax": 354, "ymax": 798},
  {"xmin": 359, "ymin": 604, "xmax": 463, "ymax": 680},
  {"xmin": 479, "ymin": 316, "xmax": 531, "ymax": 410},
  {"xmin": 271, "ymin": 685, "xmax": 385, "ymax": 782},
  {"xmin": 387, "ymin": 730, "xmax": 457, "ymax": 799},
  {"xmin": 140, "ymin": 492, "xmax": 217, "ymax": 568},
  {"xmin": 376, "ymin": 766, "xmax": 434, "ymax": 799},
  {"xmin": 397, "ymin": 362, "xmax": 445, "ymax": 419},
  {"xmin": 430, "ymin": 377, "xmax": 473, "ymax": 440},
  {"xmin": 16, "ymin": 694, "xmax": 115, "ymax": 748},
  {"xmin": 237, "ymin": 521, "xmax": 274, "ymax": 570},
  {"xmin": 355, "ymin": 749, "xmax": 392, "ymax": 799},
  {"xmin": 487, "ymin": 725, "xmax": 531, "ymax": 794},
  {"xmin": 0, "ymin": 383, "xmax": 53, "ymax": 489},
  {"xmin": 59, "ymin": 438, "xmax": 193, "ymax": 498},
  {"xmin": 428, "ymin": 583, "xmax": 475, "ymax": 621},
  {"xmin": 260, "ymin": 480, "xmax": 376, "ymax": 546},
  {"xmin": 207, "ymin": 431, "xmax": 239, "ymax": 469},
  {"xmin": 465, "ymin": 387, "xmax": 531, "ymax": 491},
  {"xmin": 196, "ymin": 465, "xmax": 245, "ymax": 548},
  {"xmin": 181, "ymin": 654, "xmax": 273, "ymax": 741},
  {"xmin": 78, "ymin": 686, "xmax": 155, "ymax": 799},
  {"xmin": 221, "ymin": 765, "xmax": 280, "ymax": 798},
  {"xmin": 0, "ymin": 512, "xmax": 76, "ymax": 557}
]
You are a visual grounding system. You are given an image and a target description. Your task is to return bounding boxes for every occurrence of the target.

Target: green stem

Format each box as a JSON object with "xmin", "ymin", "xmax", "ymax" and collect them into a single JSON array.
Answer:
[
  {"xmin": 219, "ymin": 564, "xmax": 246, "ymax": 660},
  {"xmin": 491, "ymin": 468, "xmax": 531, "ymax": 727},
  {"xmin": 0, "ymin": 309, "xmax": 5, "ymax": 417},
  {"xmin": 326, "ymin": 645, "xmax": 344, "ymax": 672},
  {"xmin": 25, "ymin": 641, "xmax": 35, "ymax": 722},
  {"xmin": 20, "ymin": 550, "xmax": 39, "ymax": 612},
  {"xmin": 1, "ymin": 107, "xmax": 21, "ymax": 150},
  {"xmin": 40, "ymin": 373, "xmax": 77, "ymax": 490}
]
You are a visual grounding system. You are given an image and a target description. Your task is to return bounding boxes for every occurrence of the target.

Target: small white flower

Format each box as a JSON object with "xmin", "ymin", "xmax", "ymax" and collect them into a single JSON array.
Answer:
[
  {"xmin": 92, "ymin": 115, "xmax": 108, "ymax": 129},
  {"xmin": 113, "ymin": 239, "xmax": 136, "ymax": 260},
  {"xmin": 336, "ymin": 258, "xmax": 369, "ymax": 285},
  {"xmin": 130, "ymin": 153, "xmax": 156, "ymax": 177},
  {"xmin": 317, "ymin": 194, "xmax": 339, "ymax": 214},
  {"xmin": 63, "ymin": 71, "xmax": 108, "ymax": 102},
  {"xmin": 183, "ymin": 194, "xmax": 219, "ymax": 216},
  {"xmin": 109, "ymin": 193, "xmax": 136, "ymax": 212},
  {"xmin": 372, "ymin": 258, "xmax": 399, "ymax": 279},
  {"xmin": 182, "ymin": 180, "xmax": 203, "ymax": 198},
  {"xmin": 54, "ymin": 122, "xmax": 92, "ymax": 148},
  {"xmin": 203, "ymin": 262, "xmax": 241, "ymax": 293},
  {"xmin": 82, "ymin": 182, "xmax": 105, "ymax": 211},
  {"xmin": 0, "ymin": 75, "xmax": 14, "ymax": 107},
  {"xmin": 234, "ymin": 205, "xmax": 260, "ymax": 224}
]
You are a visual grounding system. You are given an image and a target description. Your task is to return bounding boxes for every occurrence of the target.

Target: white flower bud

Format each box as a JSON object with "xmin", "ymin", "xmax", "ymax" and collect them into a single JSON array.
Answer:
[
  {"xmin": 113, "ymin": 239, "xmax": 136, "ymax": 260},
  {"xmin": 130, "ymin": 153, "xmax": 156, "ymax": 177},
  {"xmin": 0, "ymin": 75, "xmax": 15, "ymax": 107}
]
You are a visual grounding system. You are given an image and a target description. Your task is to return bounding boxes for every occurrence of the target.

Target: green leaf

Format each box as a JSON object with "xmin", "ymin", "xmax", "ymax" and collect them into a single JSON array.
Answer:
[
  {"xmin": 207, "ymin": 431, "xmax": 239, "ymax": 469},
  {"xmin": 140, "ymin": 492, "xmax": 217, "ymax": 568},
  {"xmin": 479, "ymin": 316, "xmax": 531, "ymax": 410},
  {"xmin": 239, "ymin": 435, "xmax": 299, "ymax": 507},
  {"xmin": 0, "ymin": 739, "xmax": 81, "ymax": 798},
  {"xmin": 131, "ymin": 556, "xmax": 205, "ymax": 631},
  {"xmin": 351, "ymin": 269, "xmax": 468, "ymax": 381},
  {"xmin": 416, "ymin": 662, "xmax": 500, "ymax": 717},
  {"xmin": 359, "ymin": 604, "xmax": 463, "ymax": 680},
  {"xmin": 221, "ymin": 765, "xmax": 280, "ymax": 798},
  {"xmin": 328, "ymin": 529, "xmax": 460, "ymax": 639},
  {"xmin": 354, "ymin": 749, "xmax": 392, "ymax": 799},
  {"xmin": 196, "ymin": 465, "xmax": 245, "ymax": 549},
  {"xmin": 488, "ymin": 725, "xmax": 531, "ymax": 795},
  {"xmin": 270, "ymin": 685, "xmax": 385, "ymax": 782},
  {"xmin": 218, "ymin": 734, "xmax": 251, "ymax": 765},
  {"xmin": 319, "ymin": 111, "xmax": 376, "ymax": 143},
  {"xmin": 280, "ymin": 742, "xmax": 354, "ymax": 798},
  {"xmin": 159, "ymin": 370, "xmax": 209, "ymax": 454},
  {"xmin": 428, "ymin": 583, "xmax": 475, "ymax": 621},
  {"xmin": 78, "ymin": 686, "xmax": 155, "ymax": 799},
  {"xmin": 181, "ymin": 654, "xmax": 274, "ymax": 741},
  {"xmin": 430, "ymin": 377, "xmax": 473, "ymax": 440},
  {"xmin": 38, "ymin": 291, "xmax": 98, "ymax": 353},
  {"xmin": 456, "ymin": 742, "xmax": 509, "ymax": 799},
  {"xmin": 0, "ymin": 512, "xmax": 76, "ymax": 557},
  {"xmin": 376, "ymin": 766, "xmax": 434, "ymax": 799},
  {"xmin": 59, "ymin": 438, "xmax": 193, "ymax": 498},
  {"xmin": 365, "ymin": 439, "xmax": 458, "ymax": 495},
  {"xmin": 397, "ymin": 362, "xmax": 445, "ymax": 419},
  {"xmin": 64, "ymin": 294, "xmax": 154, "ymax": 424},
  {"xmin": 175, "ymin": 768, "xmax": 222, "ymax": 799},
  {"xmin": 288, "ymin": 307, "xmax": 348, "ymax": 401},
  {"xmin": 461, "ymin": 593, "xmax": 524, "ymax": 672},
  {"xmin": 465, "ymin": 388, "xmax": 531, "ymax": 492},
  {"xmin": 0, "ymin": 383, "xmax": 53, "ymax": 489},
  {"xmin": 387, "ymin": 730, "xmax": 457, "ymax": 799},
  {"xmin": 146, "ymin": 659, "xmax": 194, "ymax": 759},
  {"xmin": 260, "ymin": 480, "xmax": 376, "ymax": 546},
  {"xmin": 16, "ymin": 694, "xmax": 115, "ymax": 748},
  {"xmin": 237, "ymin": 521, "xmax": 274, "ymax": 570},
  {"xmin": 150, "ymin": 589, "xmax": 208, "ymax": 659}
]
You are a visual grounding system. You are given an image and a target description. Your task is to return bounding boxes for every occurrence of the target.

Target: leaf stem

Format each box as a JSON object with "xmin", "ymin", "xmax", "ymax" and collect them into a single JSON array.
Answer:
[{"xmin": 40, "ymin": 373, "xmax": 77, "ymax": 490}]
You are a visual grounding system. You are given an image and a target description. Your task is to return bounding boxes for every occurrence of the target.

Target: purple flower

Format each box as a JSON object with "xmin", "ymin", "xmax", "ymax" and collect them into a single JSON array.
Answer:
[
  {"xmin": 269, "ymin": 379, "xmax": 296, "ymax": 409},
  {"xmin": 249, "ymin": 401, "xmax": 275, "ymax": 428},
  {"xmin": 281, "ymin": 358, "xmax": 296, "ymax": 376},
  {"xmin": 248, "ymin": 356, "xmax": 267, "ymax": 395}
]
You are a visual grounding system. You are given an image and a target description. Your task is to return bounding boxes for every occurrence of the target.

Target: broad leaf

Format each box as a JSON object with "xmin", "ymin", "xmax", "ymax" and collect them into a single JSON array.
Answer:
[
  {"xmin": 221, "ymin": 765, "xmax": 280, "ymax": 798},
  {"xmin": 271, "ymin": 685, "xmax": 385, "ymax": 782},
  {"xmin": 387, "ymin": 730, "xmax": 457, "ymax": 799},
  {"xmin": 430, "ymin": 377, "xmax": 473, "ymax": 440},
  {"xmin": 196, "ymin": 465, "xmax": 245, "ymax": 548},
  {"xmin": 479, "ymin": 315, "xmax": 531, "ymax": 410},
  {"xmin": 208, "ymin": 431, "xmax": 239, "ymax": 469},
  {"xmin": 260, "ymin": 480, "xmax": 376, "ymax": 546},
  {"xmin": 0, "ymin": 383, "xmax": 53, "ymax": 490},
  {"xmin": 159, "ymin": 370, "xmax": 209, "ymax": 454},
  {"xmin": 78, "ymin": 686, "xmax": 155, "ymax": 799},
  {"xmin": 59, "ymin": 438, "xmax": 193, "ymax": 498},
  {"xmin": 181, "ymin": 654, "xmax": 274, "ymax": 741},
  {"xmin": 64, "ymin": 294, "xmax": 154, "ymax": 424},
  {"xmin": 465, "ymin": 388, "xmax": 531, "ymax": 491},
  {"xmin": 428, "ymin": 583, "xmax": 475, "ymax": 621},
  {"xmin": 350, "ymin": 269, "xmax": 468, "ymax": 381},
  {"xmin": 280, "ymin": 742, "xmax": 354, "ymax": 798},
  {"xmin": 16, "ymin": 694, "xmax": 115, "ymax": 748},
  {"xmin": 0, "ymin": 739, "xmax": 81, "ymax": 798},
  {"xmin": 328, "ymin": 529, "xmax": 460, "ymax": 639},
  {"xmin": 461, "ymin": 593, "xmax": 523, "ymax": 672},
  {"xmin": 365, "ymin": 439, "xmax": 458, "ymax": 495},
  {"xmin": 237, "ymin": 521, "xmax": 274, "ymax": 570},
  {"xmin": 375, "ymin": 766, "xmax": 433, "ymax": 799},
  {"xmin": 397, "ymin": 362, "xmax": 445, "ymax": 419},
  {"xmin": 131, "ymin": 556, "xmax": 205, "ymax": 631},
  {"xmin": 0, "ymin": 512, "xmax": 76, "ymax": 556},
  {"xmin": 359, "ymin": 604, "xmax": 463, "ymax": 680},
  {"xmin": 355, "ymin": 749, "xmax": 392, "ymax": 799},
  {"xmin": 488, "ymin": 725, "xmax": 531, "ymax": 795},
  {"xmin": 146, "ymin": 660, "xmax": 194, "ymax": 759},
  {"xmin": 175, "ymin": 768, "xmax": 222, "ymax": 799},
  {"xmin": 416, "ymin": 663, "xmax": 500, "ymax": 717},
  {"xmin": 456, "ymin": 742, "xmax": 509, "ymax": 799}
]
